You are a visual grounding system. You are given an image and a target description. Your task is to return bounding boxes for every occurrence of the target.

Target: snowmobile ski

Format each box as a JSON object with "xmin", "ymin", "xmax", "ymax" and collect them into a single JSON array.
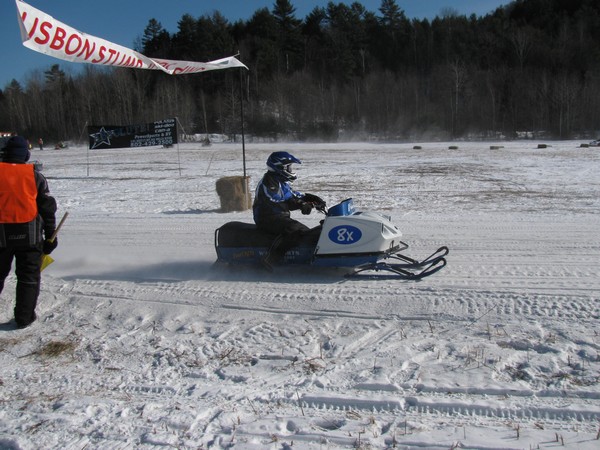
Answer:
[{"xmin": 346, "ymin": 246, "xmax": 448, "ymax": 280}]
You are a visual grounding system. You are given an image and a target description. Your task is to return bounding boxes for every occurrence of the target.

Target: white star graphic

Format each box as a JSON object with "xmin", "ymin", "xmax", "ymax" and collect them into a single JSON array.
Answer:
[{"xmin": 89, "ymin": 127, "xmax": 115, "ymax": 149}]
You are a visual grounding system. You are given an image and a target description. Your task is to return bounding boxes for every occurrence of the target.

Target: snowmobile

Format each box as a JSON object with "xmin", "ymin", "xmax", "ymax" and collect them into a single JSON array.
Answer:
[{"xmin": 214, "ymin": 198, "xmax": 448, "ymax": 280}]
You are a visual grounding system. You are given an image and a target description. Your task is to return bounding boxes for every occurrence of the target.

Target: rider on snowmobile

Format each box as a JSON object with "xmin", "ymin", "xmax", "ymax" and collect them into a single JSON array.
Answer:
[{"xmin": 253, "ymin": 151, "xmax": 325, "ymax": 270}]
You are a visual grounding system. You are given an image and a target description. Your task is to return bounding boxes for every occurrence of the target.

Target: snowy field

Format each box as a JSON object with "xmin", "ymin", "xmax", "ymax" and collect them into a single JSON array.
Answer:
[{"xmin": 0, "ymin": 140, "xmax": 599, "ymax": 449}]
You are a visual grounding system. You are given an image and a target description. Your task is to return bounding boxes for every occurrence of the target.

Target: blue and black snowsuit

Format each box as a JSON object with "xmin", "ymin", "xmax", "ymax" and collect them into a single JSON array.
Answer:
[
  {"xmin": 253, "ymin": 171, "xmax": 309, "ymax": 234},
  {"xmin": 253, "ymin": 171, "xmax": 311, "ymax": 266}
]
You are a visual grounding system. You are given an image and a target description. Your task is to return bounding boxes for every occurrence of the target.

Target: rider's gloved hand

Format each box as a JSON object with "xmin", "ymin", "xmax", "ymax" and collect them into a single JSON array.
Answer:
[
  {"xmin": 303, "ymin": 193, "xmax": 327, "ymax": 212},
  {"xmin": 304, "ymin": 193, "xmax": 324, "ymax": 204},
  {"xmin": 301, "ymin": 202, "xmax": 313, "ymax": 215}
]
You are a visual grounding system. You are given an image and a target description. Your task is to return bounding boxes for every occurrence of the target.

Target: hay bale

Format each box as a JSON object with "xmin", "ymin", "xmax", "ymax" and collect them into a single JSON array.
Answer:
[{"xmin": 216, "ymin": 176, "xmax": 252, "ymax": 212}]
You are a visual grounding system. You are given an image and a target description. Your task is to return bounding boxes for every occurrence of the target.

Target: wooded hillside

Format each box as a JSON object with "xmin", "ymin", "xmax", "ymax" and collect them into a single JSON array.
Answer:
[{"xmin": 1, "ymin": 0, "xmax": 599, "ymax": 142}]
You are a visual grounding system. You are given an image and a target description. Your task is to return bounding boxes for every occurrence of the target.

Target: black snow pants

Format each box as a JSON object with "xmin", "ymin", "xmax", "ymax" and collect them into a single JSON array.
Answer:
[
  {"xmin": 0, "ymin": 243, "xmax": 43, "ymax": 327},
  {"xmin": 256, "ymin": 216, "xmax": 310, "ymax": 266}
]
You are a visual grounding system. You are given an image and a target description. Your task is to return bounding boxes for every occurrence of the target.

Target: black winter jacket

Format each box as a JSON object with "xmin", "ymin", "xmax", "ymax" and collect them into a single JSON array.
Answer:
[{"xmin": 252, "ymin": 171, "xmax": 304, "ymax": 225}]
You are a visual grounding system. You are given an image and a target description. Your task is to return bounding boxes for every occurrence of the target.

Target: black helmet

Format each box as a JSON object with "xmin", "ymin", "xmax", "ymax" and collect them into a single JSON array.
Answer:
[{"xmin": 266, "ymin": 151, "xmax": 301, "ymax": 181}]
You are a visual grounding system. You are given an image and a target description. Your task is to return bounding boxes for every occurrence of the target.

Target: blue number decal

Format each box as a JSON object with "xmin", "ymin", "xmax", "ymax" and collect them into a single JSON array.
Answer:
[{"xmin": 328, "ymin": 225, "xmax": 362, "ymax": 245}]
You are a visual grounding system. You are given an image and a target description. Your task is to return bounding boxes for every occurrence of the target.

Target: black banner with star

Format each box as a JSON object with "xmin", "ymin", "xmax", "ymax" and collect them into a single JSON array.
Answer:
[{"xmin": 88, "ymin": 118, "xmax": 178, "ymax": 149}]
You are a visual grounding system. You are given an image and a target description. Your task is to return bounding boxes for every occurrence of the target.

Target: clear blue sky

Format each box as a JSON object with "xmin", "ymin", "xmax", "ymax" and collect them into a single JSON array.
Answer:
[{"xmin": 2, "ymin": 0, "xmax": 509, "ymax": 88}]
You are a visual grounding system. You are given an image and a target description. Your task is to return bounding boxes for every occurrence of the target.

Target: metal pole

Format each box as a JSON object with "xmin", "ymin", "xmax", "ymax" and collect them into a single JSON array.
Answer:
[
  {"xmin": 79, "ymin": 120, "xmax": 89, "ymax": 177},
  {"xmin": 174, "ymin": 116, "xmax": 181, "ymax": 176},
  {"xmin": 239, "ymin": 67, "xmax": 246, "ymax": 178},
  {"xmin": 239, "ymin": 66, "xmax": 249, "ymax": 208}
]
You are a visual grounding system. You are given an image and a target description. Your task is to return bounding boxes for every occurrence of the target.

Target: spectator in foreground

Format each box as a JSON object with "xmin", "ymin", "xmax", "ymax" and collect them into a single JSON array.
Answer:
[{"xmin": 0, "ymin": 136, "xmax": 57, "ymax": 329}]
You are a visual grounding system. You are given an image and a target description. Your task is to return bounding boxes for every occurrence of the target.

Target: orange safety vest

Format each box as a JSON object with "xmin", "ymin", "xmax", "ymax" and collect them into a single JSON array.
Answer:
[{"xmin": 0, "ymin": 163, "xmax": 38, "ymax": 223}]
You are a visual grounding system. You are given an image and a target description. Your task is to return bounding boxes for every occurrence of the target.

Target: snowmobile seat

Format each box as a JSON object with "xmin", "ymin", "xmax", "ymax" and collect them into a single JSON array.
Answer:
[
  {"xmin": 215, "ymin": 221, "xmax": 322, "ymax": 249},
  {"xmin": 216, "ymin": 222, "xmax": 275, "ymax": 248}
]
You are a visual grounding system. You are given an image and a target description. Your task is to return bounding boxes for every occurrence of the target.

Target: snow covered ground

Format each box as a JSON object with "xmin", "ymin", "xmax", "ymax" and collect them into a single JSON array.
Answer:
[{"xmin": 0, "ymin": 140, "xmax": 599, "ymax": 449}]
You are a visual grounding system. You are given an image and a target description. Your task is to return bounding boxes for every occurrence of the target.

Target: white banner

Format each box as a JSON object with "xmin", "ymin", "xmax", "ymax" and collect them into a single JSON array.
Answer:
[{"xmin": 15, "ymin": 0, "xmax": 247, "ymax": 75}]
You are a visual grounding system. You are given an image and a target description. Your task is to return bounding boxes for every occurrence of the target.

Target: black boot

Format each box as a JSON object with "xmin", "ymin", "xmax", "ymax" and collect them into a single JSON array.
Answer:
[
  {"xmin": 262, "ymin": 235, "xmax": 286, "ymax": 272},
  {"xmin": 14, "ymin": 282, "xmax": 39, "ymax": 328}
]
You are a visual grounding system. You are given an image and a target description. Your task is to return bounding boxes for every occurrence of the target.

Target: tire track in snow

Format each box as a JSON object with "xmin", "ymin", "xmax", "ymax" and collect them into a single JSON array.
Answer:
[
  {"xmin": 35, "ymin": 277, "xmax": 599, "ymax": 446},
  {"xmin": 45, "ymin": 275, "xmax": 598, "ymax": 325}
]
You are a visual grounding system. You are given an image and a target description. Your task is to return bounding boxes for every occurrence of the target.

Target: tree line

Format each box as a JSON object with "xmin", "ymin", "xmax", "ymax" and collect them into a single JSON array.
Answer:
[{"xmin": 1, "ymin": 0, "xmax": 600, "ymax": 144}]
